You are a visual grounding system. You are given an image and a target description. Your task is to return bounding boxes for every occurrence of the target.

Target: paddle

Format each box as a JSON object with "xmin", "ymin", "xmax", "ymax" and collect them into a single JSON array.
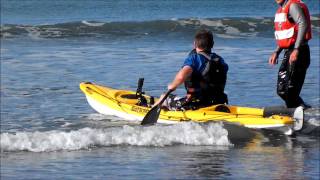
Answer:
[{"xmin": 141, "ymin": 89, "xmax": 173, "ymax": 125}]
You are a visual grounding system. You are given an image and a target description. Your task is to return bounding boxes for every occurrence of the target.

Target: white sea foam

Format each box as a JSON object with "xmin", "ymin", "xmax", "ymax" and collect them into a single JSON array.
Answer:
[
  {"xmin": 307, "ymin": 118, "xmax": 320, "ymax": 126},
  {"xmin": 23, "ymin": 26, "xmax": 42, "ymax": 39},
  {"xmin": 1, "ymin": 26, "xmax": 12, "ymax": 31},
  {"xmin": 248, "ymin": 22, "xmax": 257, "ymax": 27},
  {"xmin": 305, "ymin": 108, "xmax": 320, "ymax": 117},
  {"xmin": 61, "ymin": 122, "xmax": 73, "ymax": 127},
  {"xmin": 311, "ymin": 16, "xmax": 320, "ymax": 21},
  {"xmin": 261, "ymin": 18, "xmax": 272, "ymax": 24},
  {"xmin": 0, "ymin": 122, "xmax": 231, "ymax": 152},
  {"xmin": 81, "ymin": 20, "xmax": 105, "ymax": 27},
  {"xmin": 86, "ymin": 113, "xmax": 112, "ymax": 121},
  {"xmin": 198, "ymin": 19, "xmax": 224, "ymax": 27},
  {"xmin": 42, "ymin": 27, "xmax": 63, "ymax": 37},
  {"xmin": 0, "ymin": 48, "xmax": 8, "ymax": 53},
  {"xmin": 1, "ymin": 32, "xmax": 13, "ymax": 38},
  {"xmin": 224, "ymin": 26, "xmax": 241, "ymax": 35}
]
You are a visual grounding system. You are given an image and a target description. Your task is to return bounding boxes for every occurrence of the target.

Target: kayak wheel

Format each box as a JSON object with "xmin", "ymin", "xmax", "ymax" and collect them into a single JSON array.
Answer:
[{"xmin": 293, "ymin": 106, "xmax": 304, "ymax": 131}]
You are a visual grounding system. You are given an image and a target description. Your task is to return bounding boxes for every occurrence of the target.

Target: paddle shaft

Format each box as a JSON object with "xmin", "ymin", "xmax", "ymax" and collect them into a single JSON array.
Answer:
[{"xmin": 157, "ymin": 89, "xmax": 174, "ymax": 106}]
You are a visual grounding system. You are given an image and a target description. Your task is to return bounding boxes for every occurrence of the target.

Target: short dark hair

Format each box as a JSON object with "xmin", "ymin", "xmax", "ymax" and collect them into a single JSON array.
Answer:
[{"xmin": 194, "ymin": 29, "xmax": 214, "ymax": 51}]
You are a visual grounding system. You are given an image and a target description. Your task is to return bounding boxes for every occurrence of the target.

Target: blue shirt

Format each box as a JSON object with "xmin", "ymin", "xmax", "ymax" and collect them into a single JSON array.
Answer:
[
  {"xmin": 182, "ymin": 50, "xmax": 229, "ymax": 102},
  {"xmin": 183, "ymin": 50, "xmax": 228, "ymax": 76}
]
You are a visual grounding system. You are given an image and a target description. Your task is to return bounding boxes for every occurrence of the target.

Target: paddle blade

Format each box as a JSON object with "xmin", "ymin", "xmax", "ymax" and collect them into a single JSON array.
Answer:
[
  {"xmin": 141, "ymin": 105, "xmax": 161, "ymax": 125},
  {"xmin": 140, "ymin": 89, "xmax": 173, "ymax": 126}
]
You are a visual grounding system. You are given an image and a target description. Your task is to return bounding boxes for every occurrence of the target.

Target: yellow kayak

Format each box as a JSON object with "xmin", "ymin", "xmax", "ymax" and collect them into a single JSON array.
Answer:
[{"xmin": 79, "ymin": 81, "xmax": 304, "ymax": 135}]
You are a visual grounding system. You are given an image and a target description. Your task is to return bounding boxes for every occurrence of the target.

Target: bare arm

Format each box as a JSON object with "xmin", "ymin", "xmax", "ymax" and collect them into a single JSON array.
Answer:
[
  {"xmin": 168, "ymin": 66, "xmax": 193, "ymax": 91},
  {"xmin": 269, "ymin": 46, "xmax": 283, "ymax": 65},
  {"xmin": 153, "ymin": 66, "xmax": 193, "ymax": 107}
]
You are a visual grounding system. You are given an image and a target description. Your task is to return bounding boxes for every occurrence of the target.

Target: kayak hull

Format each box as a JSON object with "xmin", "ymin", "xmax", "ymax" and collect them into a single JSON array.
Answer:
[{"xmin": 80, "ymin": 82, "xmax": 301, "ymax": 134}]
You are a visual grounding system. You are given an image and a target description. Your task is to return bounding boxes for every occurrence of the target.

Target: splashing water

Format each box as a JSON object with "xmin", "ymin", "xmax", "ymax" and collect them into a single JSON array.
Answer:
[{"xmin": 1, "ymin": 122, "xmax": 231, "ymax": 152}]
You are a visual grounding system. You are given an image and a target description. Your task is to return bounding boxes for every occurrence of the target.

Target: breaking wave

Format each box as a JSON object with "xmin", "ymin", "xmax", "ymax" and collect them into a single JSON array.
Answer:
[
  {"xmin": 1, "ymin": 16, "xmax": 319, "ymax": 39},
  {"xmin": 0, "ymin": 122, "xmax": 231, "ymax": 152}
]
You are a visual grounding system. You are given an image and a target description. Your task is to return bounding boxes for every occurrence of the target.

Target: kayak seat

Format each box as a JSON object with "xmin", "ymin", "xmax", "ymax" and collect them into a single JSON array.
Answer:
[
  {"xmin": 117, "ymin": 93, "xmax": 148, "ymax": 107},
  {"xmin": 120, "ymin": 94, "xmax": 138, "ymax": 99},
  {"xmin": 214, "ymin": 104, "xmax": 231, "ymax": 113},
  {"xmin": 116, "ymin": 93, "xmax": 139, "ymax": 105}
]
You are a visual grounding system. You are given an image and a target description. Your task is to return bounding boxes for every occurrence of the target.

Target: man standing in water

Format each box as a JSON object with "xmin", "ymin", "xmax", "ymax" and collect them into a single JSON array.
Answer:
[{"xmin": 269, "ymin": 0, "xmax": 312, "ymax": 108}]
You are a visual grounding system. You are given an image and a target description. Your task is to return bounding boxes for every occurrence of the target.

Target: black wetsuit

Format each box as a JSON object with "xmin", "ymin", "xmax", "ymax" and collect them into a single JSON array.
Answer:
[{"xmin": 277, "ymin": 44, "xmax": 310, "ymax": 108}]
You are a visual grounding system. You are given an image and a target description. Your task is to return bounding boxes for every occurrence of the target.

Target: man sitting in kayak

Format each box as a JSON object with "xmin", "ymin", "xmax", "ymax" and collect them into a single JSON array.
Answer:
[{"xmin": 156, "ymin": 29, "xmax": 229, "ymax": 110}]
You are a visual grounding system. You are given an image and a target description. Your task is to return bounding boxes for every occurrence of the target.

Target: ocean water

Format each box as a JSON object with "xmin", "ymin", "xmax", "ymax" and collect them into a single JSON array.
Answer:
[{"xmin": 1, "ymin": 0, "xmax": 320, "ymax": 179}]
